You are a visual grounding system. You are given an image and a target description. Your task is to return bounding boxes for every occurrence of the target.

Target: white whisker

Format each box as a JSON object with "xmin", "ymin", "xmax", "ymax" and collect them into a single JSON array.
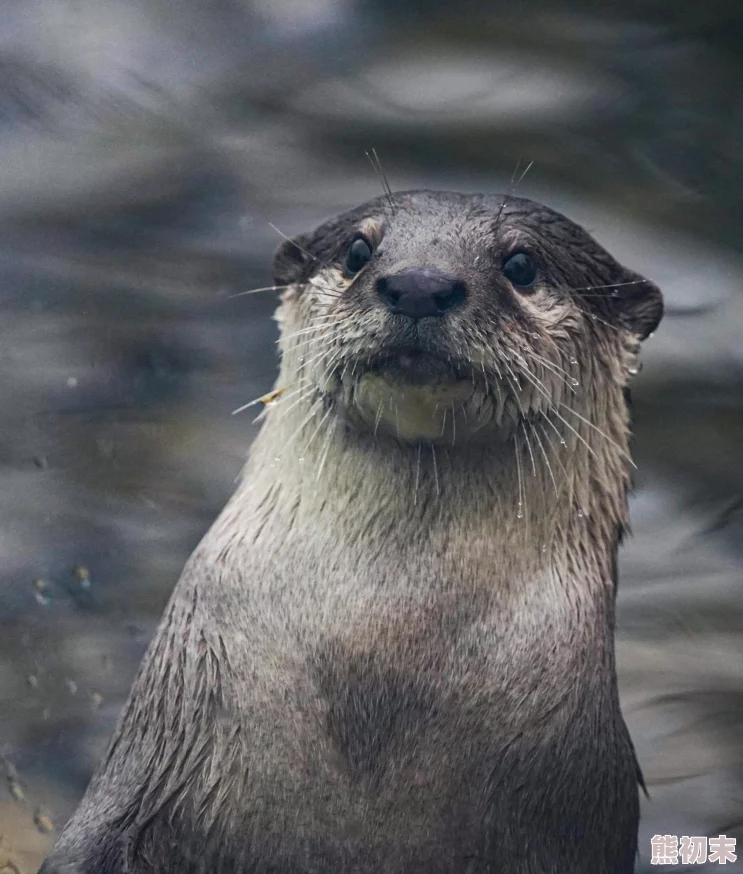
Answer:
[
  {"xmin": 516, "ymin": 368, "xmax": 600, "ymax": 463},
  {"xmin": 527, "ymin": 351, "xmax": 576, "ymax": 393},
  {"xmin": 568, "ymin": 278, "xmax": 649, "ymax": 294},
  {"xmin": 540, "ymin": 415, "xmax": 567, "ymax": 456},
  {"xmin": 374, "ymin": 399, "xmax": 384, "ymax": 436},
  {"xmin": 514, "ymin": 433, "xmax": 524, "ymax": 520},
  {"xmin": 300, "ymin": 404, "xmax": 333, "ymax": 457},
  {"xmin": 414, "ymin": 442, "xmax": 421, "ymax": 506},
  {"xmin": 583, "ymin": 310, "xmax": 624, "ymax": 333},
  {"xmin": 521, "ymin": 419, "xmax": 537, "ymax": 477},
  {"xmin": 532, "ymin": 422, "xmax": 559, "ymax": 497},
  {"xmin": 269, "ymin": 223, "xmax": 317, "ymax": 262},
  {"xmin": 315, "ymin": 418, "xmax": 337, "ymax": 481},
  {"xmin": 502, "ymin": 357, "xmax": 522, "ymax": 391},
  {"xmin": 558, "ymin": 403, "xmax": 636, "ymax": 469},
  {"xmin": 229, "ymin": 284, "xmax": 290, "ymax": 299},
  {"xmin": 285, "ymin": 397, "xmax": 325, "ymax": 447}
]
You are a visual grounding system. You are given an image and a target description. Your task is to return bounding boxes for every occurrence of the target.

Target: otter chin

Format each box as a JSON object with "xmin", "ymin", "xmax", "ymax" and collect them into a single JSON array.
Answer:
[
  {"xmin": 349, "ymin": 370, "xmax": 481, "ymax": 443},
  {"xmin": 338, "ymin": 349, "xmax": 494, "ymax": 443},
  {"xmin": 41, "ymin": 190, "xmax": 662, "ymax": 874}
]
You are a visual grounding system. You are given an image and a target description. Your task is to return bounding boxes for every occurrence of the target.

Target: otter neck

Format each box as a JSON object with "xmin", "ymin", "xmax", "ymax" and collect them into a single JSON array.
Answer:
[{"xmin": 226, "ymin": 367, "xmax": 631, "ymax": 587}]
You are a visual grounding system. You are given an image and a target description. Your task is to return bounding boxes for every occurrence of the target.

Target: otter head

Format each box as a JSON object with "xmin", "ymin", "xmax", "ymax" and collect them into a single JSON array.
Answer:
[{"xmin": 271, "ymin": 191, "xmax": 662, "ymax": 450}]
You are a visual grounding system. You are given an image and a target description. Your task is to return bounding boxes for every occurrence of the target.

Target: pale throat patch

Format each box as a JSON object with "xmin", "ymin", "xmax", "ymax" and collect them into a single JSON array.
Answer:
[{"xmin": 351, "ymin": 371, "xmax": 485, "ymax": 443}]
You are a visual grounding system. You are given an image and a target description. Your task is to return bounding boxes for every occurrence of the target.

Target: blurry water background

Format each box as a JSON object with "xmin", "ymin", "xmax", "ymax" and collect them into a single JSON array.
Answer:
[{"xmin": 0, "ymin": 1, "xmax": 742, "ymax": 871}]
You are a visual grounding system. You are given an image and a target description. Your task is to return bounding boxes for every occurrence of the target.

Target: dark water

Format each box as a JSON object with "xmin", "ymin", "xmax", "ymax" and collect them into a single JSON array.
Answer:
[{"xmin": 1, "ymin": 2, "xmax": 742, "ymax": 871}]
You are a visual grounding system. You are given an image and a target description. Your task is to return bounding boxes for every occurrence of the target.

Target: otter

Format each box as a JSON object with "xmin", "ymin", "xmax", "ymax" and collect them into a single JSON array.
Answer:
[{"xmin": 40, "ymin": 190, "xmax": 662, "ymax": 874}]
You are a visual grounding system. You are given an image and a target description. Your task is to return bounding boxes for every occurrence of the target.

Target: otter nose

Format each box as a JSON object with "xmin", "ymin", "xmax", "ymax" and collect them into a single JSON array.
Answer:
[{"xmin": 376, "ymin": 269, "xmax": 467, "ymax": 319}]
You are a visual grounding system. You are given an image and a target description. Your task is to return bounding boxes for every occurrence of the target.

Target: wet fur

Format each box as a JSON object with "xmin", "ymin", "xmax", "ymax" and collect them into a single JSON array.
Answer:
[{"xmin": 41, "ymin": 191, "xmax": 662, "ymax": 873}]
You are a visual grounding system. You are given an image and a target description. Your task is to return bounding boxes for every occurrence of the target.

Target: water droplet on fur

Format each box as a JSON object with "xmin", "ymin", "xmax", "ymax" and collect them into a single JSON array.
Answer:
[
  {"xmin": 648, "ymin": 331, "xmax": 655, "ymax": 339},
  {"xmin": 576, "ymin": 508, "xmax": 584, "ymax": 518},
  {"xmin": 541, "ymin": 544, "xmax": 547, "ymax": 553},
  {"xmin": 570, "ymin": 378, "xmax": 579, "ymax": 387},
  {"xmin": 298, "ymin": 456, "xmax": 305, "ymax": 463},
  {"xmin": 569, "ymin": 357, "xmax": 577, "ymax": 365},
  {"xmin": 516, "ymin": 510, "xmax": 523, "ymax": 519},
  {"xmin": 274, "ymin": 456, "xmax": 281, "ymax": 462},
  {"xmin": 559, "ymin": 438, "xmax": 566, "ymax": 445},
  {"xmin": 628, "ymin": 366, "xmax": 639, "ymax": 375},
  {"xmin": 611, "ymin": 289, "xmax": 620, "ymax": 297}
]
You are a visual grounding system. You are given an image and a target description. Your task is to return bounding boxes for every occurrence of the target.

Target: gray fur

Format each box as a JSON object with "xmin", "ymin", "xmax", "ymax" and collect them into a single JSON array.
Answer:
[{"xmin": 40, "ymin": 191, "xmax": 662, "ymax": 873}]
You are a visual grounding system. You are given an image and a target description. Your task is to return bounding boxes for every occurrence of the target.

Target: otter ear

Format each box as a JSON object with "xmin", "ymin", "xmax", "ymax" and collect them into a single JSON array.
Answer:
[
  {"xmin": 609, "ymin": 269, "xmax": 663, "ymax": 340},
  {"xmin": 272, "ymin": 233, "xmax": 314, "ymax": 286}
]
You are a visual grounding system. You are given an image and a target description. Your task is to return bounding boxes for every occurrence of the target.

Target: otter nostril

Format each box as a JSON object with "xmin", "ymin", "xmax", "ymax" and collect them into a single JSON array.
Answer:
[
  {"xmin": 377, "ymin": 269, "xmax": 467, "ymax": 319},
  {"xmin": 376, "ymin": 278, "xmax": 400, "ymax": 308},
  {"xmin": 433, "ymin": 282, "xmax": 467, "ymax": 313}
]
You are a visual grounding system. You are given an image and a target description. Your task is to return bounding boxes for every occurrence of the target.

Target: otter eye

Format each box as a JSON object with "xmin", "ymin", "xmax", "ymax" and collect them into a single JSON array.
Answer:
[
  {"xmin": 502, "ymin": 251, "xmax": 537, "ymax": 290},
  {"xmin": 345, "ymin": 236, "xmax": 373, "ymax": 275}
]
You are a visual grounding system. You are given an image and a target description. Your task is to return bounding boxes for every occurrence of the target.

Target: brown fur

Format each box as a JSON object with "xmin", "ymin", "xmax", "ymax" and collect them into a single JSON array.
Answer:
[{"xmin": 40, "ymin": 191, "xmax": 662, "ymax": 873}]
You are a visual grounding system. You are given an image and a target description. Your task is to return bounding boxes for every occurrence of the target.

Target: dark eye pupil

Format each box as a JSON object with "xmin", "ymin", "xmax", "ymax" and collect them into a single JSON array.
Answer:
[
  {"xmin": 502, "ymin": 252, "xmax": 537, "ymax": 288},
  {"xmin": 345, "ymin": 237, "xmax": 373, "ymax": 274}
]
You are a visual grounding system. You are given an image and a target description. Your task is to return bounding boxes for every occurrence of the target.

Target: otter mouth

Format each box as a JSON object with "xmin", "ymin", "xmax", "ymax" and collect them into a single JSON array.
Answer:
[
  {"xmin": 366, "ymin": 346, "xmax": 464, "ymax": 386},
  {"xmin": 333, "ymin": 345, "xmax": 496, "ymax": 444}
]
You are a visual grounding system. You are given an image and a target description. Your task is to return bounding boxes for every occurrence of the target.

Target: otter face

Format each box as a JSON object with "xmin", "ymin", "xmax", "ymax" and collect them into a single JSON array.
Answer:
[{"xmin": 272, "ymin": 191, "xmax": 662, "ymax": 446}]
